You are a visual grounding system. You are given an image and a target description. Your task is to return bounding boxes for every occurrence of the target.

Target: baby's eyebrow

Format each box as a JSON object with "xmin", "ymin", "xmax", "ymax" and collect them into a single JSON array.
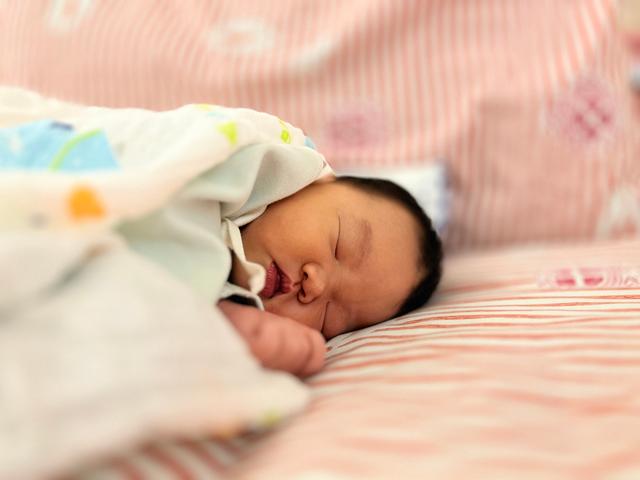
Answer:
[{"xmin": 353, "ymin": 217, "xmax": 373, "ymax": 269}]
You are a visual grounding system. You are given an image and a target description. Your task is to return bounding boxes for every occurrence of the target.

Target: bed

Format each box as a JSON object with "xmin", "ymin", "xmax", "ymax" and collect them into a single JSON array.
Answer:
[
  {"xmin": 73, "ymin": 238, "xmax": 640, "ymax": 479},
  {"xmin": 1, "ymin": 1, "xmax": 640, "ymax": 479}
]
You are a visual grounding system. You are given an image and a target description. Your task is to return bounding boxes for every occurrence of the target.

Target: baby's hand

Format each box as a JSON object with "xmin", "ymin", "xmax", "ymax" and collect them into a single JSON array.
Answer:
[{"xmin": 218, "ymin": 300, "xmax": 326, "ymax": 378}]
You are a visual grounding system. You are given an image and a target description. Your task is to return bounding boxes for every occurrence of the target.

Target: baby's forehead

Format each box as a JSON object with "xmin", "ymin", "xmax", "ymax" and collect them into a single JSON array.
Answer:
[{"xmin": 293, "ymin": 181, "xmax": 415, "ymax": 227}]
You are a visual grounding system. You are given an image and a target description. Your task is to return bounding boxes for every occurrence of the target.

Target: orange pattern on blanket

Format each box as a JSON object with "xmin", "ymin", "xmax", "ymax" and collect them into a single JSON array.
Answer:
[{"xmin": 67, "ymin": 185, "xmax": 106, "ymax": 221}]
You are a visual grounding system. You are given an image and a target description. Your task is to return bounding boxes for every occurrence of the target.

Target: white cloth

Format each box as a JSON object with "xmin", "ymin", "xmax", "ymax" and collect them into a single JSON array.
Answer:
[{"xmin": 0, "ymin": 87, "xmax": 330, "ymax": 479}]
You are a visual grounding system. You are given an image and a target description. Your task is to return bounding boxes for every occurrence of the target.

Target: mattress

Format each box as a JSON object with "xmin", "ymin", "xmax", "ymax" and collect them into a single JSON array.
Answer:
[{"xmin": 76, "ymin": 238, "xmax": 640, "ymax": 480}]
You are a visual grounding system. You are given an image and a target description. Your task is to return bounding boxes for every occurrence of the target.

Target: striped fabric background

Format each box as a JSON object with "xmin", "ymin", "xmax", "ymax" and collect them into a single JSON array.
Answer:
[
  {"xmin": 1, "ymin": 0, "xmax": 639, "ymax": 250},
  {"xmin": 77, "ymin": 238, "xmax": 640, "ymax": 480},
  {"xmin": 1, "ymin": 2, "xmax": 640, "ymax": 478}
]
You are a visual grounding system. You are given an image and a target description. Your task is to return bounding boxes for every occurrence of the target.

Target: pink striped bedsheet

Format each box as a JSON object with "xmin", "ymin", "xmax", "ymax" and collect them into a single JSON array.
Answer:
[
  {"xmin": 2, "ymin": 1, "xmax": 640, "ymax": 250},
  {"xmin": 76, "ymin": 239, "xmax": 640, "ymax": 480}
]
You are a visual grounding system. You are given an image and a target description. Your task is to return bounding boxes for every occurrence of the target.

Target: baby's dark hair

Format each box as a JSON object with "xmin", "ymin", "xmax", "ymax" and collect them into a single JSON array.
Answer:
[{"xmin": 334, "ymin": 175, "xmax": 443, "ymax": 317}]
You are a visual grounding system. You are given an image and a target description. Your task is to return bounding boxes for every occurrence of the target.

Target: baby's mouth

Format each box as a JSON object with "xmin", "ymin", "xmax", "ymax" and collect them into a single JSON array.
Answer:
[{"xmin": 259, "ymin": 262, "xmax": 292, "ymax": 299}]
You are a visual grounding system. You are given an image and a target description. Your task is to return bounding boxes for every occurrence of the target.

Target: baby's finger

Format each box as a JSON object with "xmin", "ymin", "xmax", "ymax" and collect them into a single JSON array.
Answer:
[
  {"xmin": 262, "ymin": 320, "xmax": 326, "ymax": 377},
  {"xmin": 246, "ymin": 320, "xmax": 285, "ymax": 369},
  {"xmin": 297, "ymin": 329, "xmax": 327, "ymax": 377},
  {"xmin": 259, "ymin": 321, "xmax": 309, "ymax": 374},
  {"xmin": 219, "ymin": 303, "xmax": 262, "ymax": 339},
  {"xmin": 271, "ymin": 325, "xmax": 326, "ymax": 377}
]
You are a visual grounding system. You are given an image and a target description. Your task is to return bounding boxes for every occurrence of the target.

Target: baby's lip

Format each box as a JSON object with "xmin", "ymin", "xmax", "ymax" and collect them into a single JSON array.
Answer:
[
  {"xmin": 259, "ymin": 261, "xmax": 292, "ymax": 299},
  {"xmin": 275, "ymin": 263, "xmax": 292, "ymax": 295},
  {"xmin": 259, "ymin": 263, "xmax": 278, "ymax": 299}
]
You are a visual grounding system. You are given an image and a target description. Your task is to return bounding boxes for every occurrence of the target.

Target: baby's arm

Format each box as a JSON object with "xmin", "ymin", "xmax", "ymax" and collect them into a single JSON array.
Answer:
[{"xmin": 218, "ymin": 300, "xmax": 326, "ymax": 377}]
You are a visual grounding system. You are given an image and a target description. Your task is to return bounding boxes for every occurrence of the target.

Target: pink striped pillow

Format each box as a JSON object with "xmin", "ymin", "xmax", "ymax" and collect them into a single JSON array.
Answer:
[{"xmin": 0, "ymin": 0, "xmax": 638, "ymax": 249}]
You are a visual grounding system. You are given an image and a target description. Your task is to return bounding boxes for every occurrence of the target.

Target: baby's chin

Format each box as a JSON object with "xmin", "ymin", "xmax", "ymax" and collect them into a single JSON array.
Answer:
[{"xmin": 261, "ymin": 299, "xmax": 284, "ymax": 318}]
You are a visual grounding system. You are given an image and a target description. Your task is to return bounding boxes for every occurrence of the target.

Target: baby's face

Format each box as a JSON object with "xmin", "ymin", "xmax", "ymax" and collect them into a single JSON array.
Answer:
[{"xmin": 233, "ymin": 179, "xmax": 422, "ymax": 339}]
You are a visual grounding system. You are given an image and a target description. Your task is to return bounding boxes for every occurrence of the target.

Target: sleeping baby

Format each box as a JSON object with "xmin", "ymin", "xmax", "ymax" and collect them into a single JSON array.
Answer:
[
  {"xmin": 0, "ymin": 88, "xmax": 442, "ymax": 379},
  {"xmin": 219, "ymin": 175, "xmax": 442, "ymax": 377}
]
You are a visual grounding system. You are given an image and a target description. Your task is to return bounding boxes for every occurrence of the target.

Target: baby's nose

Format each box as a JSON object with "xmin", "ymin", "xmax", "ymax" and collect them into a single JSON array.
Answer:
[{"xmin": 299, "ymin": 263, "xmax": 327, "ymax": 303}]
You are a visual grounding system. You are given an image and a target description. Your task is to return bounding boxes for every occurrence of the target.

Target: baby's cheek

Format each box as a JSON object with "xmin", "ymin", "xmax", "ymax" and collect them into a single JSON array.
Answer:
[{"xmin": 321, "ymin": 317, "xmax": 348, "ymax": 340}]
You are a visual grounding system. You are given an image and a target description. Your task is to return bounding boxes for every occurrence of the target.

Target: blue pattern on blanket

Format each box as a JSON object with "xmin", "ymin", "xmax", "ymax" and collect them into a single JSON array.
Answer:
[{"xmin": 0, "ymin": 119, "xmax": 118, "ymax": 172}]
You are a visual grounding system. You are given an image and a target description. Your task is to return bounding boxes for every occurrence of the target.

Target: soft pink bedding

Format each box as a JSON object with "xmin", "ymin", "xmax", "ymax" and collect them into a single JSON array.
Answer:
[
  {"xmin": 1, "ymin": 0, "xmax": 639, "ymax": 250},
  {"xmin": 2, "ymin": 2, "xmax": 639, "ymax": 478},
  {"xmin": 77, "ymin": 239, "xmax": 640, "ymax": 479}
]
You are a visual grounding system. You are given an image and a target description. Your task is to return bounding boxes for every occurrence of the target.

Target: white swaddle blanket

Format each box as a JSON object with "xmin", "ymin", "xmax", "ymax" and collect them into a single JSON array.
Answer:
[{"xmin": 0, "ymin": 88, "xmax": 330, "ymax": 479}]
